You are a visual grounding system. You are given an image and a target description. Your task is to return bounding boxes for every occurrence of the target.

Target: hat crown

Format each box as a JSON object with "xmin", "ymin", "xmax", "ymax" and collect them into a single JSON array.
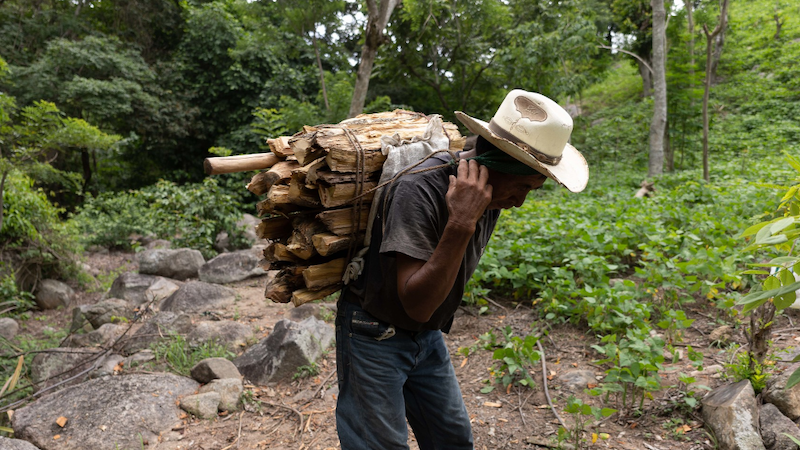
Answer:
[{"xmin": 491, "ymin": 90, "xmax": 573, "ymax": 159}]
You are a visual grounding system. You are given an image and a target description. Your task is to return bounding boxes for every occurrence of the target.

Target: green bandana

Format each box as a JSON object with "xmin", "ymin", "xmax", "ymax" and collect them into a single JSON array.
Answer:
[{"xmin": 465, "ymin": 148, "xmax": 542, "ymax": 176}]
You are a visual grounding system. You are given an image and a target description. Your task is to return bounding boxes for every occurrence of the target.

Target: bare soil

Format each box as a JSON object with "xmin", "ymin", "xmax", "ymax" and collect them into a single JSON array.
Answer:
[{"xmin": 19, "ymin": 250, "xmax": 798, "ymax": 450}]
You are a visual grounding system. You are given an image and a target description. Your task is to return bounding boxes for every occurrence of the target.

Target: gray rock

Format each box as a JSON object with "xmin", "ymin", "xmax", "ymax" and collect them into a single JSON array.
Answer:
[
  {"xmin": 701, "ymin": 380, "xmax": 766, "ymax": 450},
  {"xmin": 123, "ymin": 350, "xmax": 156, "ymax": 369},
  {"xmin": 61, "ymin": 323, "xmax": 126, "ymax": 348},
  {"xmin": 30, "ymin": 348, "xmax": 102, "ymax": 393},
  {"xmin": 12, "ymin": 373, "xmax": 198, "ymax": 450},
  {"xmin": 214, "ymin": 231, "xmax": 231, "ymax": 253},
  {"xmin": 191, "ymin": 358, "xmax": 241, "ymax": 383},
  {"xmin": 0, "ymin": 436, "xmax": 41, "ymax": 449},
  {"xmin": 198, "ymin": 249, "xmax": 266, "ymax": 284},
  {"xmin": 160, "ymin": 281, "xmax": 237, "ymax": 314},
  {"xmin": 34, "ymin": 279, "xmax": 73, "ymax": 310},
  {"xmin": 187, "ymin": 320, "xmax": 252, "ymax": 352},
  {"xmin": 180, "ymin": 392, "xmax": 221, "ymax": 419},
  {"xmin": 107, "ymin": 272, "xmax": 180, "ymax": 306},
  {"xmin": 238, "ymin": 214, "xmax": 264, "ymax": 246},
  {"xmin": 89, "ymin": 354, "xmax": 124, "ymax": 379},
  {"xmin": 138, "ymin": 248, "xmax": 205, "ymax": 280},
  {"xmin": 709, "ymin": 325, "xmax": 734, "ymax": 346},
  {"xmin": 120, "ymin": 312, "xmax": 194, "ymax": 355},
  {"xmin": 69, "ymin": 305, "xmax": 92, "ymax": 333},
  {"xmin": 83, "ymin": 298, "xmax": 132, "ymax": 329},
  {"xmin": 234, "ymin": 317, "xmax": 334, "ymax": 384},
  {"xmin": 289, "ymin": 303, "xmax": 337, "ymax": 322},
  {"xmin": 146, "ymin": 239, "xmax": 171, "ymax": 250},
  {"xmin": 557, "ymin": 370, "xmax": 597, "ymax": 391},
  {"xmin": 199, "ymin": 378, "xmax": 243, "ymax": 411},
  {"xmin": 764, "ymin": 363, "xmax": 800, "ymax": 420},
  {"xmin": 760, "ymin": 402, "xmax": 800, "ymax": 450},
  {"xmin": 0, "ymin": 317, "xmax": 19, "ymax": 340}
]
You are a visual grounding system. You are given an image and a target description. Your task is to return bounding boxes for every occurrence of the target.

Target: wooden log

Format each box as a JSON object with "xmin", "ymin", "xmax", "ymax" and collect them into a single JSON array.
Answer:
[
  {"xmin": 288, "ymin": 177, "xmax": 321, "ymax": 208},
  {"xmin": 291, "ymin": 285, "xmax": 341, "ymax": 307},
  {"xmin": 303, "ymin": 258, "xmax": 346, "ymax": 290},
  {"xmin": 256, "ymin": 217, "xmax": 293, "ymax": 240},
  {"xmin": 312, "ymin": 232, "xmax": 362, "ymax": 257},
  {"xmin": 204, "ymin": 153, "xmax": 280, "ymax": 175},
  {"xmin": 312, "ymin": 169, "xmax": 380, "ymax": 185},
  {"xmin": 319, "ymin": 181, "xmax": 377, "ymax": 208},
  {"xmin": 286, "ymin": 218, "xmax": 329, "ymax": 260},
  {"xmin": 289, "ymin": 133, "xmax": 328, "ymax": 166},
  {"xmin": 317, "ymin": 207, "xmax": 371, "ymax": 236},
  {"xmin": 257, "ymin": 185, "xmax": 302, "ymax": 216},
  {"xmin": 264, "ymin": 242, "xmax": 303, "ymax": 263},
  {"xmin": 265, "ymin": 265, "xmax": 307, "ymax": 303},
  {"xmin": 246, "ymin": 161, "xmax": 300, "ymax": 196},
  {"xmin": 268, "ymin": 136, "xmax": 294, "ymax": 158}
]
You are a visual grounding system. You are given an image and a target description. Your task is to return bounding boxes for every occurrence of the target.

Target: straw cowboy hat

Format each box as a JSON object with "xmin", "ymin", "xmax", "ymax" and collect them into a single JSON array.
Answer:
[{"xmin": 455, "ymin": 89, "xmax": 589, "ymax": 193}]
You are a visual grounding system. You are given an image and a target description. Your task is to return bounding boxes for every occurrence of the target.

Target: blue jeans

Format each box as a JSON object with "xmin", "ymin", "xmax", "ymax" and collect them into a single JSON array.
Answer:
[{"xmin": 335, "ymin": 300, "xmax": 474, "ymax": 450}]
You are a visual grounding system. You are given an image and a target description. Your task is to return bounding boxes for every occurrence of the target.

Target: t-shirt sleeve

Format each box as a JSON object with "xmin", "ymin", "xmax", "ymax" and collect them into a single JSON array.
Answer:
[{"xmin": 378, "ymin": 177, "xmax": 444, "ymax": 262}]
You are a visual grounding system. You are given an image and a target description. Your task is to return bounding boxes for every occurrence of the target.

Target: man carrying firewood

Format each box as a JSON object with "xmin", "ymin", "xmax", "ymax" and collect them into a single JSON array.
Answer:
[{"xmin": 335, "ymin": 89, "xmax": 589, "ymax": 449}]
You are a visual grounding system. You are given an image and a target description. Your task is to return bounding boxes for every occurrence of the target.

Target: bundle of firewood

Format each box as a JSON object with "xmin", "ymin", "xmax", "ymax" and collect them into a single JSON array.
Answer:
[{"xmin": 205, "ymin": 110, "xmax": 465, "ymax": 307}]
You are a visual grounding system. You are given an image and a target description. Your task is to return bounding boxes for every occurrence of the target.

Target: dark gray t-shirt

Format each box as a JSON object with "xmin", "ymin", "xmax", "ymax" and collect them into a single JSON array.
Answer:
[{"xmin": 344, "ymin": 153, "xmax": 500, "ymax": 332}]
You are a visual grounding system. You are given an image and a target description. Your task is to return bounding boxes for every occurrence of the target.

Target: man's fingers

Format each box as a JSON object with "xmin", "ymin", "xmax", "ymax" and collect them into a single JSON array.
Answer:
[
  {"xmin": 478, "ymin": 164, "xmax": 489, "ymax": 186},
  {"xmin": 457, "ymin": 159, "xmax": 468, "ymax": 179}
]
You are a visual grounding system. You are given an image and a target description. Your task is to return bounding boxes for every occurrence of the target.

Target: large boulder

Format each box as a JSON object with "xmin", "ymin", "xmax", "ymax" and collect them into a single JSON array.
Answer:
[
  {"xmin": 83, "ymin": 299, "xmax": 132, "ymax": 329},
  {"xmin": 12, "ymin": 373, "xmax": 198, "ymax": 450},
  {"xmin": 30, "ymin": 348, "xmax": 103, "ymax": 393},
  {"xmin": 763, "ymin": 363, "xmax": 800, "ymax": 420},
  {"xmin": 107, "ymin": 272, "xmax": 180, "ymax": 306},
  {"xmin": 120, "ymin": 312, "xmax": 194, "ymax": 355},
  {"xmin": 0, "ymin": 317, "xmax": 19, "ymax": 340},
  {"xmin": 0, "ymin": 436, "xmax": 40, "ymax": 449},
  {"xmin": 137, "ymin": 248, "xmax": 205, "ymax": 281},
  {"xmin": 199, "ymin": 378, "xmax": 243, "ymax": 412},
  {"xmin": 160, "ymin": 281, "xmax": 237, "ymax": 314},
  {"xmin": 34, "ymin": 280, "xmax": 73, "ymax": 310},
  {"xmin": 234, "ymin": 317, "xmax": 334, "ymax": 384},
  {"xmin": 180, "ymin": 392, "xmax": 221, "ymax": 419},
  {"xmin": 215, "ymin": 214, "xmax": 265, "ymax": 252},
  {"xmin": 61, "ymin": 323, "xmax": 126, "ymax": 348},
  {"xmin": 702, "ymin": 380, "xmax": 766, "ymax": 450},
  {"xmin": 760, "ymin": 403, "xmax": 800, "ymax": 450},
  {"xmin": 198, "ymin": 249, "xmax": 266, "ymax": 284}
]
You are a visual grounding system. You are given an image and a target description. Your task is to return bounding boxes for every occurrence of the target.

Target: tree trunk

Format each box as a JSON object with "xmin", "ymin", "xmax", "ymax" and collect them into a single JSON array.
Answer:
[
  {"xmin": 648, "ymin": 0, "xmax": 667, "ymax": 177},
  {"xmin": 709, "ymin": 24, "xmax": 727, "ymax": 84},
  {"xmin": 686, "ymin": 0, "xmax": 696, "ymax": 84},
  {"xmin": 348, "ymin": 0, "xmax": 401, "ymax": 118},
  {"xmin": 701, "ymin": 0, "xmax": 730, "ymax": 182},
  {"xmin": 0, "ymin": 169, "xmax": 8, "ymax": 234},
  {"xmin": 312, "ymin": 32, "xmax": 330, "ymax": 111},
  {"xmin": 638, "ymin": 58, "xmax": 653, "ymax": 97}
]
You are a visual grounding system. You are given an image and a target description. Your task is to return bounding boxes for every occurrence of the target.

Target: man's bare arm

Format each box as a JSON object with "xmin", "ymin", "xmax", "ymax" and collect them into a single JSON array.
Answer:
[{"xmin": 396, "ymin": 159, "xmax": 492, "ymax": 323}]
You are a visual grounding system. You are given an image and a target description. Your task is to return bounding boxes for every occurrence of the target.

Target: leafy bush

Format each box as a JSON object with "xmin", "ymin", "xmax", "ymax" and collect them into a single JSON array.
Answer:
[{"xmin": 72, "ymin": 177, "xmax": 250, "ymax": 258}]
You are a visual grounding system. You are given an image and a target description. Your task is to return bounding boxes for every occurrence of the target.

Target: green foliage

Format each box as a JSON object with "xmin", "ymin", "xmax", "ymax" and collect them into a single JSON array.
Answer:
[
  {"xmin": 72, "ymin": 177, "xmax": 248, "ymax": 258},
  {"xmin": 725, "ymin": 350, "xmax": 769, "ymax": 393},
  {"xmin": 149, "ymin": 333, "xmax": 234, "ymax": 376},
  {"xmin": 293, "ymin": 362, "xmax": 320, "ymax": 380},
  {"xmin": 479, "ymin": 326, "xmax": 540, "ymax": 393},
  {"xmin": 558, "ymin": 396, "xmax": 616, "ymax": 450},
  {"xmin": 0, "ymin": 272, "xmax": 35, "ymax": 316}
]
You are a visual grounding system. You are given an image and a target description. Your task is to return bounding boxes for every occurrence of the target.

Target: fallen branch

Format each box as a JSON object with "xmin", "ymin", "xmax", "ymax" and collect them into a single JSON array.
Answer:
[{"xmin": 537, "ymin": 340, "xmax": 568, "ymax": 430}]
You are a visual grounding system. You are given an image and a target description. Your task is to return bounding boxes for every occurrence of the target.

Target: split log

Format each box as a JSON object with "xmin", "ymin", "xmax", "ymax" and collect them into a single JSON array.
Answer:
[
  {"xmin": 268, "ymin": 136, "xmax": 294, "ymax": 158},
  {"xmin": 312, "ymin": 232, "xmax": 362, "ymax": 257},
  {"xmin": 311, "ymin": 169, "xmax": 380, "ymax": 185},
  {"xmin": 289, "ymin": 133, "xmax": 328, "ymax": 166},
  {"xmin": 302, "ymin": 258, "xmax": 347, "ymax": 290},
  {"xmin": 291, "ymin": 285, "xmax": 341, "ymax": 307},
  {"xmin": 264, "ymin": 242, "xmax": 303, "ymax": 263},
  {"xmin": 319, "ymin": 181, "xmax": 377, "ymax": 208},
  {"xmin": 257, "ymin": 185, "xmax": 302, "ymax": 216},
  {"xmin": 204, "ymin": 153, "xmax": 280, "ymax": 175},
  {"xmin": 288, "ymin": 176, "xmax": 321, "ymax": 208},
  {"xmin": 265, "ymin": 266, "xmax": 307, "ymax": 304},
  {"xmin": 246, "ymin": 161, "xmax": 299, "ymax": 196},
  {"xmin": 255, "ymin": 217, "xmax": 293, "ymax": 240},
  {"xmin": 317, "ymin": 207, "xmax": 371, "ymax": 236},
  {"xmin": 286, "ymin": 218, "xmax": 329, "ymax": 260}
]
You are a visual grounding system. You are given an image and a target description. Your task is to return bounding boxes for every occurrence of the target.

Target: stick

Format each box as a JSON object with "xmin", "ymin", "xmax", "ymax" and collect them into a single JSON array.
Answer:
[
  {"xmin": 204, "ymin": 153, "xmax": 280, "ymax": 175},
  {"xmin": 219, "ymin": 411, "xmax": 245, "ymax": 450},
  {"xmin": 537, "ymin": 340, "xmax": 568, "ymax": 430},
  {"xmin": 312, "ymin": 370, "xmax": 337, "ymax": 401}
]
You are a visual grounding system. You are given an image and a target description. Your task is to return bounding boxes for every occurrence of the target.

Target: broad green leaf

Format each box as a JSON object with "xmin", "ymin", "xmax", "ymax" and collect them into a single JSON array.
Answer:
[
  {"xmin": 600, "ymin": 408, "xmax": 617, "ymax": 417},
  {"xmin": 740, "ymin": 221, "xmax": 771, "ymax": 238},
  {"xmin": 786, "ymin": 367, "xmax": 800, "ymax": 390},
  {"xmin": 771, "ymin": 217, "xmax": 796, "ymax": 235}
]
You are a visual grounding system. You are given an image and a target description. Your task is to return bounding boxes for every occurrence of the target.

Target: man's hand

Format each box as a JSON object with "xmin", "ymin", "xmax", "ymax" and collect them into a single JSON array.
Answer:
[{"xmin": 445, "ymin": 159, "xmax": 493, "ymax": 231}]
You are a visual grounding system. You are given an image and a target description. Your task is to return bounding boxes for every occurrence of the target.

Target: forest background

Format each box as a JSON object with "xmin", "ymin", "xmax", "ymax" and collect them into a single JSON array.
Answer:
[{"xmin": 2, "ymin": 0, "xmax": 800, "ymax": 443}]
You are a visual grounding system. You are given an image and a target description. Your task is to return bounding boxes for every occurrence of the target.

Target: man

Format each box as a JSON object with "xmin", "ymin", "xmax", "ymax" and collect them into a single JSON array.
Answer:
[{"xmin": 335, "ymin": 89, "xmax": 589, "ymax": 449}]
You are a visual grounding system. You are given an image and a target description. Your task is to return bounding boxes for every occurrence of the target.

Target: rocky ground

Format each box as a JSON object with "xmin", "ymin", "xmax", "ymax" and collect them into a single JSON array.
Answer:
[{"xmin": 6, "ymin": 249, "xmax": 800, "ymax": 450}]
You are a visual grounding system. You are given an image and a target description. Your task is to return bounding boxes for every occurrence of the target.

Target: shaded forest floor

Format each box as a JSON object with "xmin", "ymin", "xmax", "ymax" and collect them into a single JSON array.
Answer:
[{"xmin": 18, "ymin": 251, "xmax": 800, "ymax": 450}]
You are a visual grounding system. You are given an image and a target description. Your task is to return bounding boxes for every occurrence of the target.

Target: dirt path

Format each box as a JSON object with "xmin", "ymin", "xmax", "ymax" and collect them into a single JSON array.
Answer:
[{"xmin": 20, "ymin": 251, "xmax": 739, "ymax": 449}]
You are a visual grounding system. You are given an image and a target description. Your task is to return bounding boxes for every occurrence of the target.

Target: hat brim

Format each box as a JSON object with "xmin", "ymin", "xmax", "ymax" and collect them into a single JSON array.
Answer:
[{"xmin": 455, "ymin": 111, "xmax": 589, "ymax": 193}]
